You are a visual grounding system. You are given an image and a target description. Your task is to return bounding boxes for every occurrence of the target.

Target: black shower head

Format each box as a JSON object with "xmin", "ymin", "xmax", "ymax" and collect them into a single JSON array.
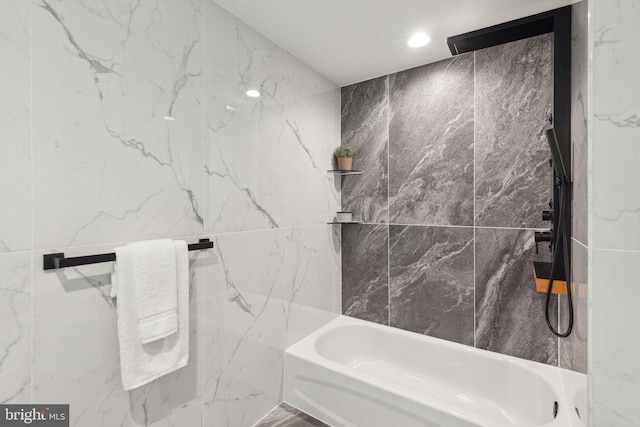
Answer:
[{"xmin": 545, "ymin": 128, "xmax": 568, "ymax": 180}]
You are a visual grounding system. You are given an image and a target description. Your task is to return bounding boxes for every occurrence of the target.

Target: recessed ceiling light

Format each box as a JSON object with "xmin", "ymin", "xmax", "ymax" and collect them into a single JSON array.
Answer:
[
  {"xmin": 225, "ymin": 105, "xmax": 236, "ymax": 111},
  {"xmin": 408, "ymin": 33, "xmax": 431, "ymax": 48},
  {"xmin": 246, "ymin": 89, "xmax": 261, "ymax": 98},
  {"xmin": 163, "ymin": 116, "xmax": 175, "ymax": 121}
]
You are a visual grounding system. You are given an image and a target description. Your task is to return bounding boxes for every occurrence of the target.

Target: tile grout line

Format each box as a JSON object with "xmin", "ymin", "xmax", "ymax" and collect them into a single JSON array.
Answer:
[
  {"xmin": 387, "ymin": 223, "xmax": 391, "ymax": 327},
  {"xmin": 37, "ymin": 226, "xmax": 336, "ymax": 254},
  {"xmin": 356, "ymin": 222, "xmax": 550, "ymax": 232},
  {"xmin": 473, "ymin": 50, "xmax": 476, "ymax": 350},
  {"xmin": 201, "ymin": 2, "xmax": 207, "ymax": 239},
  {"xmin": 29, "ymin": 0, "xmax": 34, "ymax": 405},
  {"xmin": 250, "ymin": 404, "xmax": 280, "ymax": 427},
  {"xmin": 594, "ymin": 247, "xmax": 640, "ymax": 255},
  {"xmin": 571, "ymin": 236, "xmax": 589, "ymax": 250},
  {"xmin": 200, "ymin": 7, "xmax": 206, "ymax": 424},
  {"xmin": 386, "ymin": 75, "xmax": 391, "ymax": 327}
]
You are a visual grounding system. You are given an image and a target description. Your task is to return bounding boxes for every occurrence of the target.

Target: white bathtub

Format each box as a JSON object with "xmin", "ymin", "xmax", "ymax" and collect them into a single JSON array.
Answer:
[{"xmin": 284, "ymin": 316, "xmax": 587, "ymax": 427}]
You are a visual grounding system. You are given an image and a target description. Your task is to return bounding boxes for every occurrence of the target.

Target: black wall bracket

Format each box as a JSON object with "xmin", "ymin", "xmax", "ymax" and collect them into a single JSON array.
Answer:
[
  {"xmin": 43, "ymin": 238, "xmax": 214, "ymax": 271},
  {"xmin": 447, "ymin": 6, "xmax": 573, "ymax": 274}
]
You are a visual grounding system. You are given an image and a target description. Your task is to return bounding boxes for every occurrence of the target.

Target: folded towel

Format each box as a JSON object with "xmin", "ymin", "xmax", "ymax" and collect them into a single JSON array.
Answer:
[
  {"xmin": 112, "ymin": 240, "xmax": 189, "ymax": 390},
  {"xmin": 130, "ymin": 239, "xmax": 178, "ymax": 343}
]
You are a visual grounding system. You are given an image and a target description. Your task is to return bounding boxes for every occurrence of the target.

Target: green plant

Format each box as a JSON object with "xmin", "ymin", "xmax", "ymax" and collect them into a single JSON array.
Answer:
[{"xmin": 333, "ymin": 144, "xmax": 355, "ymax": 158}]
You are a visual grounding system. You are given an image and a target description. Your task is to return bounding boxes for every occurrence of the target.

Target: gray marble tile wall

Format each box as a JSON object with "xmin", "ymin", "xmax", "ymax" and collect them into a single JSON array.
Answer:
[
  {"xmin": 0, "ymin": 0, "xmax": 341, "ymax": 426},
  {"xmin": 389, "ymin": 225, "xmax": 474, "ymax": 346},
  {"xmin": 474, "ymin": 228, "xmax": 556, "ymax": 364},
  {"xmin": 475, "ymin": 36, "xmax": 553, "ymax": 229},
  {"xmin": 341, "ymin": 77, "xmax": 389, "ymax": 223},
  {"xmin": 341, "ymin": 33, "xmax": 583, "ymax": 369},
  {"xmin": 389, "ymin": 55, "xmax": 474, "ymax": 226},
  {"xmin": 342, "ymin": 224, "xmax": 389, "ymax": 324}
]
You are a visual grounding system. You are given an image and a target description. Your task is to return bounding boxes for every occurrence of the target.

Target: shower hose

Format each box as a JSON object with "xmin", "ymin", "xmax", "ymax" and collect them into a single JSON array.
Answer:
[{"xmin": 544, "ymin": 179, "xmax": 573, "ymax": 337}]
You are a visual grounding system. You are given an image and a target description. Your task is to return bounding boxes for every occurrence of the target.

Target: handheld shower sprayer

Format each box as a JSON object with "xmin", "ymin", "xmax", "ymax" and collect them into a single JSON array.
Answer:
[{"xmin": 546, "ymin": 129, "xmax": 568, "ymax": 180}]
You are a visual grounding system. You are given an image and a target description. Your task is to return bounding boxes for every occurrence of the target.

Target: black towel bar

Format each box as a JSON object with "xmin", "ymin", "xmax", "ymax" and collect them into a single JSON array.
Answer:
[{"xmin": 43, "ymin": 238, "xmax": 213, "ymax": 271}]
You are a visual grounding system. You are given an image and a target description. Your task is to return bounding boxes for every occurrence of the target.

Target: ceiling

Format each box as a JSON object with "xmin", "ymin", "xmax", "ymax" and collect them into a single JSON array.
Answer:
[{"xmin": 212, "ymin": 0, "xmax": 579, "ymax": 86}]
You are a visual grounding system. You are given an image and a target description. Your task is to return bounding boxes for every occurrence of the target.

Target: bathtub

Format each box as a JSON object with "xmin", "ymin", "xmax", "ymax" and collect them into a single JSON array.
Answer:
[{"xmin": 284, "ymin": 316, "xmax": 587, "ymax": 427}]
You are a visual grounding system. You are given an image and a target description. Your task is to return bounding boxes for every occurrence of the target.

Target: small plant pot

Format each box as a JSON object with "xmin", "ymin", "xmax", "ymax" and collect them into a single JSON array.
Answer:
[{"xmin": 337, "ymin": 157, "xmax": 353, "ymax": 171}]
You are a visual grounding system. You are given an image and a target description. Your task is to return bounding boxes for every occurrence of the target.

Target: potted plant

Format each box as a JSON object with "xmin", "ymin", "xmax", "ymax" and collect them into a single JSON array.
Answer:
[{"xmin": 333, "ymin": 144, "xmax": 356, "ymax": 171}]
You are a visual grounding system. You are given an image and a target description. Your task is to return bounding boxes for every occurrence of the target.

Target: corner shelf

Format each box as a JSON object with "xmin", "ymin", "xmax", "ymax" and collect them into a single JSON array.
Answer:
[
  {"xmin": 328, "ymin": 168, "xmax": 363, "ymax": 224},
  {"xmin": 327, "ymin": 169, "xmax": 363, "ymax": 176}
]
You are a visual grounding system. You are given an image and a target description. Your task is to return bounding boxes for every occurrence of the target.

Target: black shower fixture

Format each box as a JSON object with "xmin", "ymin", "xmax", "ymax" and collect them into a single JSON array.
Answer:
[{"xmin": 546, "ymin": 128, "xmax": 569, "ymax": 181}]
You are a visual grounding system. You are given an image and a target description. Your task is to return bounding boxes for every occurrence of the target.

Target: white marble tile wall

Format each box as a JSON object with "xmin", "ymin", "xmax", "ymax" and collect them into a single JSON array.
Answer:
[
  {"xmin": 0, "ymin": 0, "xmax": 31, "ymax": 253},
  {"xmin": 203, "ymin": 1, "xmax": 288, "ymax": 233},
  {"xmin": 284, "ymin": 225, "xmax": 341, "ymax": 346},
  {"xmin": 202, "ymin": 229, "xmax": 287, "ymax": 426},
  {"xmin": 202, "ymin": 225, "xmax": 339, "ymax": 426},
  {"xmin": 0, "ymin": 0, "xmax": 340, "ymax": 425},
  {"xmin": 591, "ymin": 2, "xmax": 640, "ymax": 252},
  {"xmin": 32, "ymin": 0, "xmax": 205, "ymax": 249},
  {"xmin": 571, "ymin": 0, "xmax": 589, "ymax": 248},
  {"xmin": 591, "ymin": 0, "xmax": 640, "ymax": 425},
  {"xmin": 203, "ymin": 0, "xmax": 340, "ymax": 233},
  {"xmin": 0, "ymin": 253, "xmax": 31, "ymax": 403},
  {"xmin": 591, "ymin": 250, "xmax": 640, "ymax": 427},
  {"xmin": 33, "ymin": 245, "xmax": 205, "ymax": 427}
]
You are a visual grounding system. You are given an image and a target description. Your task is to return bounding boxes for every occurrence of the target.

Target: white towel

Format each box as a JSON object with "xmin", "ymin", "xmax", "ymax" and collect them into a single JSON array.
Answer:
[
  {"xmin": 112, "ymin": 240, "xmax": 189, "ymax": 390},
  {"xmin": 131, "ymin": 239, "xmax": 178, "ymax": 343}
]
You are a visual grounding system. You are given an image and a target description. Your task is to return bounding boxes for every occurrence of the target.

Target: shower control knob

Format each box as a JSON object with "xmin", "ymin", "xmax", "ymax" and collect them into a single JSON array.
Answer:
[
  {"xmin": 534, "ymin": 231, "xmax": 553, "ymax": 254},
  {"xmin": 542, "ymin": 210, "xmax": 553, "ymax": 221}
]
